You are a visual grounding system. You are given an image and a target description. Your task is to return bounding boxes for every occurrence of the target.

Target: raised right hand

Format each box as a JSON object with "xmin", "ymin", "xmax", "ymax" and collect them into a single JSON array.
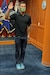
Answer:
[{"xmin": 8, "ymin": 2, "xmax": 14, "ymax": 10}]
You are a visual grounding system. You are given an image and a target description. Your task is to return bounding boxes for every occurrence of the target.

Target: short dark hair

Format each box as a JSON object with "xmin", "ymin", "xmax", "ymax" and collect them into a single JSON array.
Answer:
[{"xmin": 19, "ymin": 1, "xmax": 26, "ymax": 6}]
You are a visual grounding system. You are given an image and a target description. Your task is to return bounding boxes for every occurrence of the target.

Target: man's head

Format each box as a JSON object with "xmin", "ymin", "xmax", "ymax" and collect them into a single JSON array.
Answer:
[{"xmin": 19, "ymin": 1, "xmax": 26, "ymax": 13}]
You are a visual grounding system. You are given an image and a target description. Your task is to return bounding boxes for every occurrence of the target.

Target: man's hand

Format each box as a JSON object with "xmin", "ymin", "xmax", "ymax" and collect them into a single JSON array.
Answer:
[
  {"xmin": 5, "ymin": 2, "xmax": 13, "ymax": 19},
  {"xmin": 28, "ymin": 34, "xmax": 30, "ymax": 39},
  {"xmin": 8, "ymin": 2, "xmax": 14, "ymax": 10}
]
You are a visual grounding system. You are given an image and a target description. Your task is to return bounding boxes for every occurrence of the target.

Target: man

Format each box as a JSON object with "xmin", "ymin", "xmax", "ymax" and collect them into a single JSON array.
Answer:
[{"xmin": 5, "ymin": 1, "xmax": 31, "ymax": 70}]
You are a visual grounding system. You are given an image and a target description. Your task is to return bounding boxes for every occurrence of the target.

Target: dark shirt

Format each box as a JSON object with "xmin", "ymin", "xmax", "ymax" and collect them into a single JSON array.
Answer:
[{"xmin": 10, "ymin": 12, "xmax": 31, "ymax": 37}]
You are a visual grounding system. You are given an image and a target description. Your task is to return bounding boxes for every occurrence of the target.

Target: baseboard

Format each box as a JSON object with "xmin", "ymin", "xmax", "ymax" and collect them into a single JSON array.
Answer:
[{"xmin": 29, "ymin": 38, "xmax": 43, "ymax": 50}]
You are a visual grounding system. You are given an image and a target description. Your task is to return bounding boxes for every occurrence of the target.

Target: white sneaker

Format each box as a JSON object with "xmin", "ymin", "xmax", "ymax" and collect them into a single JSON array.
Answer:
[
  {"xmin": 20, "ymin": 63, "xmax": 25, "ymax": 69},
  {"xmin": 16, "ymin": 64, "xmax": 21, "ymax": 70},
  {"xmin": 16, "ymin": 63, "xmax": 25, "ymax": 70}
]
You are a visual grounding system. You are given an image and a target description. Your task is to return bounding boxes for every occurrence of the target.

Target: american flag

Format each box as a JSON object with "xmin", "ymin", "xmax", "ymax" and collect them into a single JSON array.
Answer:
[{"xmin": 1, "ymin": 0, "xmax": 8, "ymax": 13}]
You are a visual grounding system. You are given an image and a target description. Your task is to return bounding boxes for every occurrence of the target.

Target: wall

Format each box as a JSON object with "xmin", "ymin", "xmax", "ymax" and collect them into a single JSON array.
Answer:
[
  {"xmin": 42, "ymin": 0, "xmax": 50, "ymax": 66},
  {"xmin": 26, "ymin": 0, "xmax": 46, "ymax": 50},
  {"xmin": 26, "ymin": 0, "xmax": 50, "ymax": 66},
  {"xmin": 0, "ymin": 0, "xmax": 2, "ymax": 7}
]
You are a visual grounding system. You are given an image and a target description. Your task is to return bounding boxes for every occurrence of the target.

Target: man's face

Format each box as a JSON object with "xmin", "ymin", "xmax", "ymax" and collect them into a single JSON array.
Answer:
[{"xmin": 20, "ymin": 3, "xmax": 26, "ymax": 13}]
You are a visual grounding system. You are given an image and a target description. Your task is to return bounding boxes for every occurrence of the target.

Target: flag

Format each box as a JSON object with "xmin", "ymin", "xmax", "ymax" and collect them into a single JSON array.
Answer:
[
  {"xmin": 0, "ymin": 20, "xmax": 11, "ymax": 33},
  {"xmin": 0, "ymin": 0, "xmax": 15, "ymax": 34},
  {"xmin": 1, "ymin": 0, "xmax": 8, "ymax": 13}
]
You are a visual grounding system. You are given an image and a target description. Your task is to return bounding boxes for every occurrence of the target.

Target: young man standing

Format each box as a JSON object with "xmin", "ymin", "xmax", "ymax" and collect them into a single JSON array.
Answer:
[{"xmin": 5, "ymin": 1, "xmax": 31, "ymax": 70}]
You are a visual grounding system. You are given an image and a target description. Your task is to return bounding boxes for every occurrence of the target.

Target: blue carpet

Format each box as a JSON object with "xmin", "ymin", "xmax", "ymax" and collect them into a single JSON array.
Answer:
[{"xmin": 0, "ymin": 43, "xmax": 50, "ymax": 75}]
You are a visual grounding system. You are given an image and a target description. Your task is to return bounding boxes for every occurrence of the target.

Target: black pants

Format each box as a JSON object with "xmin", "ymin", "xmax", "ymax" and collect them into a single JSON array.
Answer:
[{"xmin": 15, "ymin": 36, "xmax": 27, "ymax": 64}]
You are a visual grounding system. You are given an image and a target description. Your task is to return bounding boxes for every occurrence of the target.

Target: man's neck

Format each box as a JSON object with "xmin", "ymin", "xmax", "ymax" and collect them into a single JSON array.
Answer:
[{"xmin": 20, "ymin": 12, "xmax": 25, "ymax": 16}]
